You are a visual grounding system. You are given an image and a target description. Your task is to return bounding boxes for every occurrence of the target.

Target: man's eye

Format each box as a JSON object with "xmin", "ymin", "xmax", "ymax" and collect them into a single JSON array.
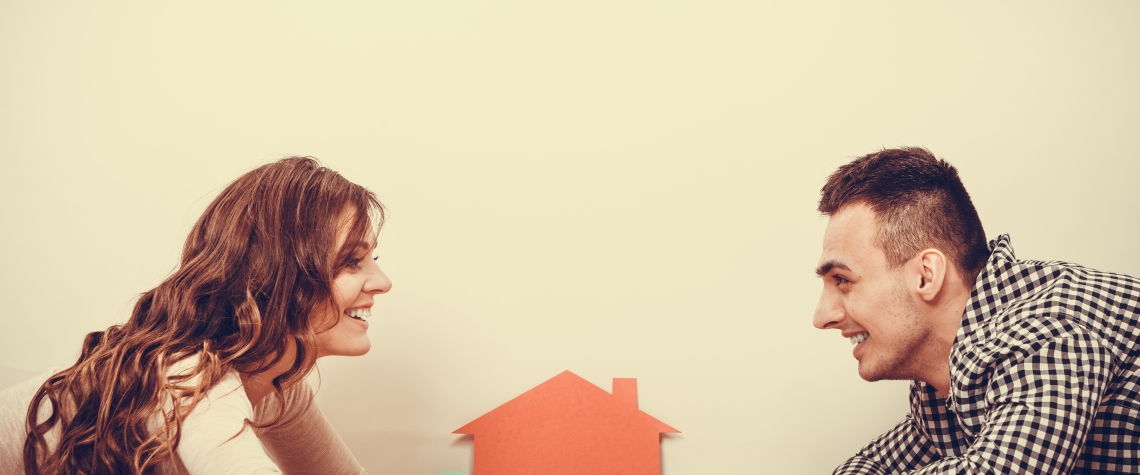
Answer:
[{"xmin": 833, "ymin": 275, "xmax": 850, "ymax": 285}]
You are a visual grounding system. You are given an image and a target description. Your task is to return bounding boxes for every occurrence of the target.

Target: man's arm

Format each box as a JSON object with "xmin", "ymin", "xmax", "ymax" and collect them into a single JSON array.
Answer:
[
  {"xmin": 833, "ymin": 415, "xmax": 940, "ymax": 475},
  {"xmin": 910, "ymin": 333, "xmax": 1112, "ymax": 474},
  {"xmin": 834, "ymin": 381, "xmax": 957, "ymax": 475}
]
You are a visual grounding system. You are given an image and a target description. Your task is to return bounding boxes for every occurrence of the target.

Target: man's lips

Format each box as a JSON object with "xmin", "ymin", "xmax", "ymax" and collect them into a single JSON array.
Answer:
[{"xmin": 849, "ymin": 332, "xmax": 869, "ymax": 359}]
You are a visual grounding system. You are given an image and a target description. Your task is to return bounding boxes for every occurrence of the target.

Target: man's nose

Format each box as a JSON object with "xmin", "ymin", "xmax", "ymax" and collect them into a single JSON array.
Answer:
[{"xmin": 813, "ymin": 291, "xmax": 843, "ymax": 330}]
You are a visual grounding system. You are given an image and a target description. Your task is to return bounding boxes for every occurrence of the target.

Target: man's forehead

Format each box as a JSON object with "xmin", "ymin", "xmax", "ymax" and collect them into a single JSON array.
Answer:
[{"xmin": 818, "ymin": 203, "xmax": 882, "ymax": 272}]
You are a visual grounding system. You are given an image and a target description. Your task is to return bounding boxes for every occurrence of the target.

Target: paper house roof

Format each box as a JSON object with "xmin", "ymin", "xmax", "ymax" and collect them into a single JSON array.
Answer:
[{"xmin": 454, "ymin": 370, "xmax": 678, "ymax": 475}]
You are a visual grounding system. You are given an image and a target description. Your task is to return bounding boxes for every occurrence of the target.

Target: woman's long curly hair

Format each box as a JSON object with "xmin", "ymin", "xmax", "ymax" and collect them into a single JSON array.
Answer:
[{"xmin": 22, "ymin": 157, "xmax": 384, "ymax": 475}]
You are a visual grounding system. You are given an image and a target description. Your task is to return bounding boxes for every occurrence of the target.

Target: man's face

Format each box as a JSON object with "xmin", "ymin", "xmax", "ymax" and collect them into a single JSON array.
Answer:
[{"xmin": 813, "ymin": 203, "xmax": 933, "ymax": 382}]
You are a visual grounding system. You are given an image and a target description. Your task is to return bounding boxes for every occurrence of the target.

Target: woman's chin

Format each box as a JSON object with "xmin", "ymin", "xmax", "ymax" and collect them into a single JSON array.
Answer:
[
  {"xmin": 348, "ymin": 342, "xmax": 371, "ymax": 357},
  {"xmin": 316, "ymin": 340, "xmax": 371, "ymax": 358}
]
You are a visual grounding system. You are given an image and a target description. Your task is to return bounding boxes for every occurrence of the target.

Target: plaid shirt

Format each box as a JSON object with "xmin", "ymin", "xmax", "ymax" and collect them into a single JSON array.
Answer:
[{"xmin": 834, "ymin": 235, "xmax": 1140, "ymax": 474}]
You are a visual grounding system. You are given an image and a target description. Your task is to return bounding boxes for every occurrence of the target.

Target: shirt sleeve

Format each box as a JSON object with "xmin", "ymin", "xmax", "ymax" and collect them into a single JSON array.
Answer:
[
  {"xmin": 254, "ymin": 381, "xmax": 367, "ymax": 475},
  {"xmin": 909, "ymin": 333, "xmax": 1113, "ymax": 474},
  {"xmin": 832, "ymin": 416, "xmax": 930, "ymax": 475},
  {"xmin": 833, "ymin": 386, "xmax": 946, "ymax": 475}
]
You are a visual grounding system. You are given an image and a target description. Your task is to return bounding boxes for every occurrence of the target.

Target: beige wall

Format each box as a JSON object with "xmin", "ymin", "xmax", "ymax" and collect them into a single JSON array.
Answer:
[{"xmin": 2, "ymin": 2, "xmax": 1138, "ymax": 473}]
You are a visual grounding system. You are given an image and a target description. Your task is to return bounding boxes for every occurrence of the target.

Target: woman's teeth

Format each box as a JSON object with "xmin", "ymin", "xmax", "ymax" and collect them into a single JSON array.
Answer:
[
  {"xmin": 849, "ymin": 333, "xmax": 868, "ymax": 345},
  {"xmin": 347, "ymin": 309, "xmax": 371, "ymax": 322}
]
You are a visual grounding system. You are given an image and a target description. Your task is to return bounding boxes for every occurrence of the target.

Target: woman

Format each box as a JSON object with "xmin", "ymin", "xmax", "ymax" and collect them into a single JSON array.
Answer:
[{"xmin": 0, "ymin": 157, "xmax": 391, "ymax": 474}]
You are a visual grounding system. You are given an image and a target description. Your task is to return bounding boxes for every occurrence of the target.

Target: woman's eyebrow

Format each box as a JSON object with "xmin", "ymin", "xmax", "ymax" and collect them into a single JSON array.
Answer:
[{"xmin": 352, "ymin": 239, "xmax": 378, "ymax": 252}]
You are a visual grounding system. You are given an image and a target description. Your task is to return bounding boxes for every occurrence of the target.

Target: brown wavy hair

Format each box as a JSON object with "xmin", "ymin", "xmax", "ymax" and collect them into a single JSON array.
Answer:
[{"xmin": 23, "ymin": 157, "xmax": 384, "ymax": 475}]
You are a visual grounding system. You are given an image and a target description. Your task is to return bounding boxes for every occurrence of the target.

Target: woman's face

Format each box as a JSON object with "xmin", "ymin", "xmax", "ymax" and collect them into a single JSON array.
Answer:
[{"xmin": 314, "ymin": 228, "xmax": 392, "ymax": 358}]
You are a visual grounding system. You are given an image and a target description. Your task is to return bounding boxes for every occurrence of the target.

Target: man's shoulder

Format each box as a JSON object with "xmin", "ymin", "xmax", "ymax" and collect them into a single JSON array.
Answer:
[
  {"xmin": 990, "ymin": 258, "xmax": 1138, "ymax": 337},
  {"xmin": 953, "ymin": 251, "xmax": 1140, "ymax": 385},
  {"xmin": 965, "ymin": 247, "xmax": 1139, "ymax": 339}
]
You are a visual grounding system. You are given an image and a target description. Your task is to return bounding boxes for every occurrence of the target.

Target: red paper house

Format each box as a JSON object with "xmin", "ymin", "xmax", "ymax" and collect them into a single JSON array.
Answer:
[{"xmin": 454, "ymin": 370, "xmax": 679, "ymax": 475}]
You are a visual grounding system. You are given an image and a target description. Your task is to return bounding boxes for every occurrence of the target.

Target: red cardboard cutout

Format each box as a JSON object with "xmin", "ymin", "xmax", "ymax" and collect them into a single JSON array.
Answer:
[{"xmin": 454, "ymin": 371, "xmax": 678, "ymax": 475}]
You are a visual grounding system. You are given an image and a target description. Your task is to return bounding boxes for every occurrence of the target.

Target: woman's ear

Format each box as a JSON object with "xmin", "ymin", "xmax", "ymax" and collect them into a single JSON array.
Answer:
[{"xmin": 914, "ymin": 249, "xmax": 948, "ymax": 302}]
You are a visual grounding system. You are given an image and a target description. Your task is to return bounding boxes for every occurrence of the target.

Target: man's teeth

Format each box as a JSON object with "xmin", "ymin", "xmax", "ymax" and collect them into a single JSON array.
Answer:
[
  {"xmin": 849, "ymin": 333, "xmax": 868, "ymax": 345},
  {"xmin": 347, "ymin": 309, "xmax": 371, "ymax": 322}
]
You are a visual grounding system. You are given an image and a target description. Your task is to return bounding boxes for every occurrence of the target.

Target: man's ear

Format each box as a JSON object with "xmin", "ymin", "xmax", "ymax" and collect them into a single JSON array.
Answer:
[{"xmin": 913, "ymin": 249, "xmax": 948, "ymax": 302}]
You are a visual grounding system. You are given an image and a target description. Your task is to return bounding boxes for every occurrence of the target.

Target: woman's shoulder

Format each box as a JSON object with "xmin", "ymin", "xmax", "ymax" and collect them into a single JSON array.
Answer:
[
  {"xmin": 0, "ymin": 368, "xmax": 64, "ymax": 475},
  {"xmin": 1, "ymin": 367, "xmax": 66, "ymax": 419},
  {"xmin": 0, "ymin": 368, "xmax": 56, "ymax": 399}
]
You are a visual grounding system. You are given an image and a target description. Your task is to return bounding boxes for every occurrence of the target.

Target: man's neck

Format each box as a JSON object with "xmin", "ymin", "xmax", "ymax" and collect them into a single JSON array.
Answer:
[{"xmin": 921, "ymin": 278, "xmax": 974, "ymax": 395}]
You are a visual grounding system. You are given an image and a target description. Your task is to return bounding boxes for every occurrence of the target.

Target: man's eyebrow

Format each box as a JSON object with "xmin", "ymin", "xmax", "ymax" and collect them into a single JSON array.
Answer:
[{"xmin": 815, "ymin": 260, "xmax": 850, "ymax": 277}]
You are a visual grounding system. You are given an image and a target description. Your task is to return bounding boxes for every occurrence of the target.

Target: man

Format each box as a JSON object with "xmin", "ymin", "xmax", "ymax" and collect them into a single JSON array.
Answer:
[{"xmin": 813, "ymin": 147, "xmax": 1140, "ymax": 474}]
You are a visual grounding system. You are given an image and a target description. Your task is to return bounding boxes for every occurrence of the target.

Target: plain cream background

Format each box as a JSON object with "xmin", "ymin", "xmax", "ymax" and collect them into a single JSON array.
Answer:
[{"xmin": 2, "ymin": 2, "xmax": 1138, "ymax": 473}]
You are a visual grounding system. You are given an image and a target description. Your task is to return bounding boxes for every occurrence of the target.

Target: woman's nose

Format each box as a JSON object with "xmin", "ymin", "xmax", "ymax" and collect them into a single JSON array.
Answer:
[{"xmin": 366, "ymin": 265, "xmax": 393, "ymax": 294}]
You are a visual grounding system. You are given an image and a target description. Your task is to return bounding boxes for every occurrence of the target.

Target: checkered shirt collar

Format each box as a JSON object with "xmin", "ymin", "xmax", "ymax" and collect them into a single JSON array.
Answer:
[{"xmin": 957, "ymin": 233, "xmax": 1016, "ymax": 337}]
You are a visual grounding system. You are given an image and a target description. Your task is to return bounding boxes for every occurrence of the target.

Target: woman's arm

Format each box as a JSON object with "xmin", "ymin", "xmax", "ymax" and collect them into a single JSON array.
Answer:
[{"xmin": 254, "ymin": 380, "xmax": 367, "ymax": 475}]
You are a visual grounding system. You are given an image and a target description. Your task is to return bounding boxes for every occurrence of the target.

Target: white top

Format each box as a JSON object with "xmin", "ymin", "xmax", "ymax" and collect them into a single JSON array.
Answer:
[{"xmin": 0, "ymin": 366, "xmax": 366, "ymax": 475}]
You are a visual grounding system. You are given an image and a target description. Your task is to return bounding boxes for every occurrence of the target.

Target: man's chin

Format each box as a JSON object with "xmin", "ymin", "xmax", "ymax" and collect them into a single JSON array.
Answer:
[
  {"xmin": 858, "ymin": 367, "xmax": 878, "ymax": 382},
  {"xmin": 858, "ymin": 359, "xmax": 914, "ymax": 383},
  {"xmin": 857, "ymin": 361, "xmax": 887, "ymax": 382}
]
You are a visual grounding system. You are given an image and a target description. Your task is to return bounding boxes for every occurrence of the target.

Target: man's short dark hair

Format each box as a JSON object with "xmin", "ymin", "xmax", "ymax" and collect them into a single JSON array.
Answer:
[{"xmin": 819, "ymin": 147, "xmax": 990, "ymax": 285}]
